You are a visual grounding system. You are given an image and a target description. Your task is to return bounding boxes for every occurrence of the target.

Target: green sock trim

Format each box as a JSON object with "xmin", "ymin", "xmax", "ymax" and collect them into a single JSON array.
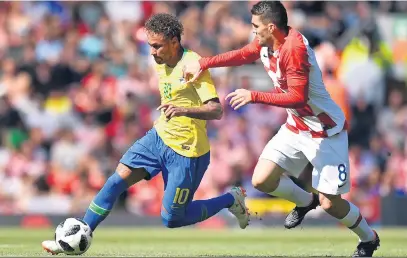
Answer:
[{"xmin": 89, "ymin": 202, "xmax": 110, "ymax": 217}]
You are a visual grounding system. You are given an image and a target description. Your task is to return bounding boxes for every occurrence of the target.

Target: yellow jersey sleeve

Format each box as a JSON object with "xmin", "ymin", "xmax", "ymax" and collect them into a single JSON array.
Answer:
[{"xmin": 193, "ymin": 70, "xmax": 218, "ymax": 103}]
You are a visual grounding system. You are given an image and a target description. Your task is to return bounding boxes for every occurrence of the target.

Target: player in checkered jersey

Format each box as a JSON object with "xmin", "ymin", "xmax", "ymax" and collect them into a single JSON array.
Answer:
[{"xmin": 183, "ymin": 1, "xmax": 379, "ymax": 257}]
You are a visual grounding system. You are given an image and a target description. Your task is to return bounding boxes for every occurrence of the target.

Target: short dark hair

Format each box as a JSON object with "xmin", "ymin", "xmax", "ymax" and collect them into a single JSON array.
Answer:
[
  {"xmin": 145, "ymin": 13, "xmax": 184, "ymax": 42},
  {"xmin": 251, "ymin": 1, "xmax": 288, "ymax": 29}
]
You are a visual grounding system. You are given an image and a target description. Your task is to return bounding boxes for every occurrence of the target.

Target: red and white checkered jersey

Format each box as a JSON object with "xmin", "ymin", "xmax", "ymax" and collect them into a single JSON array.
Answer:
[
  {"xmin": 258, "ymin": 29, "xmax": 347, "ymax": 138},
  {"xmin": 199, "ymin": 28, "xmax": 347, "ymax": 138}
]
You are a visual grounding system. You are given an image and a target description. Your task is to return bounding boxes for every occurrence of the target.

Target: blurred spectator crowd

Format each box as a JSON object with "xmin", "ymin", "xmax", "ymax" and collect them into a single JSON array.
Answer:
[{"xmin": 0, "ymin": 1, "xmax": 406, "ymax": 225}]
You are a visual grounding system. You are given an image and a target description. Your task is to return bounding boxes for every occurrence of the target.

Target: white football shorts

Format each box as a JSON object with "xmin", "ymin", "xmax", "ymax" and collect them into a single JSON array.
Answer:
[{"xmin": 259, "ymin": 125, "xmax": 350, "ymax": 195}]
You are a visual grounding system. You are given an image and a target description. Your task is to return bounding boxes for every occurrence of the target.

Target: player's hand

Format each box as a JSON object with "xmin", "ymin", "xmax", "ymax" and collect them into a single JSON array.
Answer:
[
  {"xmin": 225, "ymin": 89, "xmax": 253, "ymax": 110},
  {"xmin": 157, "ymin": 104, "xmax": 187, "ymax": 121},
  {"xmin": 182, "ymin": 59, "xmax": 203, "ymax": 83}
]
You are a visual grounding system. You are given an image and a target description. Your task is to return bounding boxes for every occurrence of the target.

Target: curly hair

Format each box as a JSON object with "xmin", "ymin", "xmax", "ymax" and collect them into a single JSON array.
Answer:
[{"xmin": 145, "ymin": 13, "xmax": 184, "ymax": 42}]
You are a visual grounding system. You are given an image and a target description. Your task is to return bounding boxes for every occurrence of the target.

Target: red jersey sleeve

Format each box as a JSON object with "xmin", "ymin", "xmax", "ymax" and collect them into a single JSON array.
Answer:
[
  {"xmin": 199, "ymin": 39, "xmax": 261, "ymax": 70},
  {"xmin": 251, "ymin": 42, "xmax": 311, "ymax": 108}
]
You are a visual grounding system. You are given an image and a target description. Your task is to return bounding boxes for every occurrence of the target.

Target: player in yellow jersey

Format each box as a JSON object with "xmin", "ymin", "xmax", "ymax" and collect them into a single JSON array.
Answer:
[{"xmin": 42, "ymin": 13, "xmax": 249, "ymax": 255}]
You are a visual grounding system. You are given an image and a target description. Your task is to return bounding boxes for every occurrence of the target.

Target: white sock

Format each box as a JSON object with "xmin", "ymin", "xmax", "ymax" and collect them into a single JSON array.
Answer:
[
  {"xmin": 339, "ymin": 201, "xmax": 376, "ymax": 242},
  {"xmin": 268, "ymin": 174, "xmax": 313, "ymax": 207}
]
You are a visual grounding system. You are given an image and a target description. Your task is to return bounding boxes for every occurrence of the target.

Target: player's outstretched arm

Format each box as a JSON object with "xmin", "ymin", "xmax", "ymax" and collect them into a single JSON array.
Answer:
[
  {"xmin": 226, "ymin": 84, "xmax": 308, "ymax": 110},
  {"xmin": 183, "ymin": 40, "xmax": 261, "ymax": 83},
  {"xmin": 199, "ymin": 40, "xmax": 261, "ymax": 69},
  {"xmin": 252, "ymin": 47, "xmax": 310, "ymax": 108},
  {"xmin": 228, "ymin": 46, "xmax": 311, "ymax": 110},
  {"xmin": 157, "ymin": 98, "xmax": 223, "ymax": 121}
]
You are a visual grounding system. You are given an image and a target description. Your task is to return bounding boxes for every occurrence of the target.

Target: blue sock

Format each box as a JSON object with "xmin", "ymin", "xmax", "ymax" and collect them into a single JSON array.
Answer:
[
  {"xmin": 83, "ymin": 172, "xmax": 128, "ymax": 231},
  {"xmin": 163, "ymin": 193, "xmax": 234, "ymax": 228}
]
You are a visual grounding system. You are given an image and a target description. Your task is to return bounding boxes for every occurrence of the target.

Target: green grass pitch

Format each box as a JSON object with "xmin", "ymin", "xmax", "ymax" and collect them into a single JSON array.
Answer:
[{"xmin": 0, "ymin": 227, "xmax": 406, "ymax": 257}]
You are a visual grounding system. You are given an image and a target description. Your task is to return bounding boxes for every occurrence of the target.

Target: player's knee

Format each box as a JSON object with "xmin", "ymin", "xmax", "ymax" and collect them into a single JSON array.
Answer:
[
  {"xmin": 116, "ymin": 163, "xmax": 148, "ymax": 186},
  {"xmin": 251, "ymin": 174, "xmax": 279, "ymax": 193},
  {"xmin": 161, "ymin": 215, "xmax": 184, "ymax": 228},
  {"xmin": 161, "ymin": 216, "xmax": 177, "ymax": 228},
  {"xmin": 251, "ymin": 160, "xmax": 282, "ymax": 193},
  {"xmin": 319, "ymin": 193, "xmax": 341, "ymax": 212},
  {"xmin": 161, "ymin": 207, "xmax": 186, "ymax": 228},
  {"xmin": 252, "ymin": 177, "xmax": 266, "ymax": 191},
  {"xmin": 116, "ymin": 163, "xmax": 133, "ymax": 178},
  {"xmin": 319, "ymin": 196, "xmax": 333, "ymax": 211}
]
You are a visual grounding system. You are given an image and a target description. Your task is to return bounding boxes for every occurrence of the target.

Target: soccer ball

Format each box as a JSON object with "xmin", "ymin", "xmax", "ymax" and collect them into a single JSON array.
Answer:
[{"xmin": 55, "ymin": 218, "xmax": 93, "ymax": 255}]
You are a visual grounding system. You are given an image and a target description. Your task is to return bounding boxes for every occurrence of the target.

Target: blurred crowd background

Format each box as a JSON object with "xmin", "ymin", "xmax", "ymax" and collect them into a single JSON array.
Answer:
[{"xmin": 0, "ymin": 1, "xmax": 406, "ymax": 226}]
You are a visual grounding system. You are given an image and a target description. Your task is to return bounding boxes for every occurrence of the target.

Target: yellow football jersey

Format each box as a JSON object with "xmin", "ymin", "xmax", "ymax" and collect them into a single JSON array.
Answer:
[{"xmin": 154, "ymin": 49, "xmax": 218, "ymax": 158}]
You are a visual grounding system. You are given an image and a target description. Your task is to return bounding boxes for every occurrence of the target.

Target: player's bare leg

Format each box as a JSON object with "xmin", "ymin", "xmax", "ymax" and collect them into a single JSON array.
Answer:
[
  {"xmin": 251, "ymin": 159, "xmax": 318, "ymax": 228},
  {"xmin": 319, "ymin": 193, "xmax": 380, "ymax": 257},
  {"xmin": 42, "ymin": 164, "xmax": 147, "ymax": 254},
  {"xmin": 297, "ymin": 163, "xmax": 316, "ymax": 193},
  {"xmin": 251, "ymin": 159, "xmax": 284, "ymax": 193},
  {"xmin": 116, "ymin": 163, "xmax": 149, "ymax": 186}
]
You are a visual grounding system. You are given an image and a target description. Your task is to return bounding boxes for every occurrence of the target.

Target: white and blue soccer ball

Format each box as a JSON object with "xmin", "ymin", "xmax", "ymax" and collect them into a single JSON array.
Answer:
[{"xmin": 55, "ymin": 218, "xmax": 93, "ymax": 255}]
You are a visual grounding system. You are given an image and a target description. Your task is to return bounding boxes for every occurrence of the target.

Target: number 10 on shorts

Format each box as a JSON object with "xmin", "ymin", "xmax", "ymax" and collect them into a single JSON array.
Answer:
[{"xmin": 173, "ymin": 188, "xmax": 190, "ymax": 205}]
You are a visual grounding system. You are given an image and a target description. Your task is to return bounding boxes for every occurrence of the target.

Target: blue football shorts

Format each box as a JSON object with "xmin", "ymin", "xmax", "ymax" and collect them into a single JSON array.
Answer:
[{"xmin": 120, "ymin": 128, "xmax": 210, "ymax": 220}]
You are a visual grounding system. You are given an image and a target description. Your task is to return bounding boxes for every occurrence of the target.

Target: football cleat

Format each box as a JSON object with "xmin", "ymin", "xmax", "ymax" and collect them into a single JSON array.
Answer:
[
  {"xmin": 352, "ymin": 231, "xmax": 380, "ymax": 257},
  {"xmin": 228, "ymin": 186, "xmax": 250, "ymax": 229},
  {"xmin": 42, "ymin": 240, "xmax": 63, "ymax": 255},
  {"xmin": 284, "ymin": 193, "xmax": 319, "ymax": 229}
]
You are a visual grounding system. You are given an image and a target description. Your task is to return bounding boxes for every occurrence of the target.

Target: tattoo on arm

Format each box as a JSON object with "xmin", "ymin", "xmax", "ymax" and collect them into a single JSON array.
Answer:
[{"xmin": 184, "ymin": 98, "xmax": 223, "ymax": 120}]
